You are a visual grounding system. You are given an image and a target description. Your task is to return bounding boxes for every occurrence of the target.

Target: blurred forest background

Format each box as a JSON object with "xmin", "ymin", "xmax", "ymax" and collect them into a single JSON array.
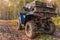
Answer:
[{"xmin": 0, "ymin": 0, "xmax": 60, "ymax": 20}]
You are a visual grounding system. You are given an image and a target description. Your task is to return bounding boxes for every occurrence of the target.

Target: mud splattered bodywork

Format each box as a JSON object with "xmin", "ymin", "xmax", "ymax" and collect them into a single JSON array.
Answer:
[{"xmin": 18, "ymin": 1, "xmax": 57, "ymax": 38}]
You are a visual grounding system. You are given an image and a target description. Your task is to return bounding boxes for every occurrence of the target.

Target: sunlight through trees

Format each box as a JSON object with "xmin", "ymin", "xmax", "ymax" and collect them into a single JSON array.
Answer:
[{"xmin": 0, "ymin": 0, "xmax": 60, "ymax": 19}]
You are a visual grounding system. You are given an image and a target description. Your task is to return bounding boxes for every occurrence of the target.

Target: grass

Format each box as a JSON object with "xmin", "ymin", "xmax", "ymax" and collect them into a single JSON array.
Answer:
[
  {"xmin": 56, "ymin": 25, "xmax": 60, "ymax": 29},
  {"xmin": 38, "ymin": 34, "xmax": 56, "ymax": 40},
  {"xmin": 52, "ymin": 17, "xmax": 60, "ymax": 29}
]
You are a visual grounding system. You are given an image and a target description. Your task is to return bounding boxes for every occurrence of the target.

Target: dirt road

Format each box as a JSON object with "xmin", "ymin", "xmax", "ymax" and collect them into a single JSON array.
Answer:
[
  {"xmin": 0, "ymin": 20, "xmax": 60, "ymax": 40},
  {"xmin": 0, "ymin": 20, "xmax": 38, "ymax": 40}
]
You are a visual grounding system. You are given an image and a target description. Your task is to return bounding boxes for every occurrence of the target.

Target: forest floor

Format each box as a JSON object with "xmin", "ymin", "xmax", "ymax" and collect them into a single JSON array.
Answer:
[{"xmin": 0, "ymin": 20, "xmax": 60, "ymax": 40}]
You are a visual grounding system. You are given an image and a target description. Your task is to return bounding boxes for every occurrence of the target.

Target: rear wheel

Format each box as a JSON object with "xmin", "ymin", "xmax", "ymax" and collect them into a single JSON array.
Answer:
[
  {"xmin": 25, "ymin": 21, "xmax": 37, "ymax": 38},
  {"xmin": 44, "ymin": 21, "xmax": 56, "ymax": 34}
]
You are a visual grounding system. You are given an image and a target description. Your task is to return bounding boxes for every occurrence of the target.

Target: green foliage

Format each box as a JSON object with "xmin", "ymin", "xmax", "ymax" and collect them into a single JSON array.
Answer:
[
  {"xmin": 38, "ymin": 34, "xmax": 56, "ymax": 40},
  {"xmin": 52, "ymin": 17, "xmax": 60, "ymax": 29},
  {"xmin": 56, "ymin": 25, "xmax": 60, "ymax": 29},
  {"xmin": 52, "ymin": 17, "xmax": 60, "ymax": 25}
]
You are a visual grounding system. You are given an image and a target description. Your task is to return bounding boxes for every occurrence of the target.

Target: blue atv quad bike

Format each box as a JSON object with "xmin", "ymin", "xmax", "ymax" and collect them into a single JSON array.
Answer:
[{"xmin": 17, "ymin": 1, "xmax": 57, "ymax": 38}]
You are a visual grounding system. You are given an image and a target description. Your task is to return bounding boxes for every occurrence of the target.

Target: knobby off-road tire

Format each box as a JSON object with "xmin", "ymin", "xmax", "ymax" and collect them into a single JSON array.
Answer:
[
  {"xmin": 25, "ymin": 21, "xmax": 37, "ymax": 38},
  {"xmin": 44, "ymin": 21, "xmax": 56, "ymax": 35}
]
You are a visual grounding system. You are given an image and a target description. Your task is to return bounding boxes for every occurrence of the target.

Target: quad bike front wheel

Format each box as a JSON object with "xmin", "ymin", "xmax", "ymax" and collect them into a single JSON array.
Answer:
[
  {"xmin": 25, "ymin": 21, "xmax": 37, "ymax": 38},
  {"xmin": 44, "ymin": 21, "xmax": 56, "ymax": 35},
  {"xmin": 17, "ymin": 20, "xmax": 22, "ymax": 30}
]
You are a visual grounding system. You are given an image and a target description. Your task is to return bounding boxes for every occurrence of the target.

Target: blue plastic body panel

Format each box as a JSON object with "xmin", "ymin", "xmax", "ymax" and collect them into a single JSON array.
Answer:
[
  {"xmin": 20, "ymin": 11, "xmax": 33, "ymax": 23},
  {"xmin": 20, "ymin": 13, "xmax": 26, "ymax": 23}
]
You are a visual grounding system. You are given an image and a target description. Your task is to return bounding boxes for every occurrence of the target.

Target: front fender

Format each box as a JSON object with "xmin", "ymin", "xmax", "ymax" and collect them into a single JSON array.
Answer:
[{"xmin": 25, "ymin": 14, "xmax": 37, "ymax": 24}]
